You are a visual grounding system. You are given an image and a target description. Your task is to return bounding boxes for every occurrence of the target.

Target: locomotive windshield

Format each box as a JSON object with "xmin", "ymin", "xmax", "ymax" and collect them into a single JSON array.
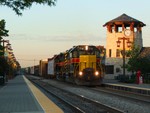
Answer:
[
  {"xmin": 78, "ymin": 46, "xmax": 100, "ymax": 57},
  {"xmin": 71, "ymin": 45, "xmax": 101, "ymax": 58}
]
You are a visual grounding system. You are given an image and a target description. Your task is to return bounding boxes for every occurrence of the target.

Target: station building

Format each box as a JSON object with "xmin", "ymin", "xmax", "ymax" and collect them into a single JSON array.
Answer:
[{"xmin": 103, "ymin": 13, "xmax": 146, "ymax": 79}]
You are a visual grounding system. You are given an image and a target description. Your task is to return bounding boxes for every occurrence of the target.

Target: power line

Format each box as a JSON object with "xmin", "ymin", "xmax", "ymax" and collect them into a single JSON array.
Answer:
[{"xmin": 17, "ymin": 59, "xmax": 39, "ymax": 61}]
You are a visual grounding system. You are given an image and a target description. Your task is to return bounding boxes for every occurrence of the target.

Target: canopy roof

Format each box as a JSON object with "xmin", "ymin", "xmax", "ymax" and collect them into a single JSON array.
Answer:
[
  {"xmin": 139, "ymin": 47, "xmax": 150, "ymax": 59},
  {"xmin": 103, "ymin": 13, "xmax": 146, "ymax": 27}
]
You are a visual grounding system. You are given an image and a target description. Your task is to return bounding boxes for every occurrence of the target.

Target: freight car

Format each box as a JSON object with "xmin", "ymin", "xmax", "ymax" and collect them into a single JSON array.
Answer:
[
  {"xmin": 52, "ymin": 45, "xmax": 105, "ymax": 85},
  {"xmin": 39, "ymin": 59, "xmax": 48, "ymax": 78},
  {"xmin": 47, "ymin": 55, "xmax": 58, "ymax": 78}
]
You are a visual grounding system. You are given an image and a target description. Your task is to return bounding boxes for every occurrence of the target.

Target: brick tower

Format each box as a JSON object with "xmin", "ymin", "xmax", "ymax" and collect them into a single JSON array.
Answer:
[{"xmin": 103, "ymin": 14, "xmax": 146, "ymax": 79}]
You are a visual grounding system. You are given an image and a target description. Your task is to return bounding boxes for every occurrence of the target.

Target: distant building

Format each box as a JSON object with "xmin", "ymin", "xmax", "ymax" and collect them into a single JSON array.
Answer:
[{"xmin": 103, "ymin": 13, "xmax": 146, "ymax": 79}]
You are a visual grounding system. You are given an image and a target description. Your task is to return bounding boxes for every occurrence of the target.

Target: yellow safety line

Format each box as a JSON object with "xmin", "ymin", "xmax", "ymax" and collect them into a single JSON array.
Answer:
[{"xmin": 23, "ymin": 76, "xmax": 64, "ymax": 113}]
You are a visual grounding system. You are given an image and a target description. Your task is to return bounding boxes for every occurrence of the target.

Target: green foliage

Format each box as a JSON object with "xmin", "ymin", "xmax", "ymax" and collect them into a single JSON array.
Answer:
[
  {"xmin": 0, "ymin": 19, "xmax": 8, "ymax": 57},
  {"xmin": 0, "ymin": 19, "xmax": 9, "ymax": 40},
  {"xmin": 116, "ymin": 74, "xmax": 136, "ymax": 83},
  {"xmin": 126, "ymin": 44, "xmax": 140, "ymax": 73},
  {"xmin": 129, "ymin": 74, "xmax": 136, "ymax": 83},
  {"xmin": 137, "ymin": 58, "xmax": 150, "ymax": 74},
  {"xmin": 142, "ymin": 73, "xmax": 150, "ymax": 83},
  {"xmin": 127, "ymin": 44, "xmax": 150, "ymax": 74},
  {"xmin": 0, "ymin": 0, "xmax": 56, "ymax": 15},
  {"xmin": 0, "ymin": 45, "xmax": 4, "ymax": 56},
  {"xmin": 0, "ymin": 19, "xmax": 9, "ymax": 79},
  {"xmin": 0, "ymin": 57, "xmax": 9, "ymax": 75}
]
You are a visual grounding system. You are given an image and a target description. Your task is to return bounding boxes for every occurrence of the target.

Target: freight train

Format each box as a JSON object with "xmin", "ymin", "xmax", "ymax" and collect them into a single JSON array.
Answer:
[
  {"xmin": 26, "ymin": 45, "xmax": 105, "ymax": 85},
  {"xmin": 49, "ymin": 45, "xmax": 105, "ymax": 85}
]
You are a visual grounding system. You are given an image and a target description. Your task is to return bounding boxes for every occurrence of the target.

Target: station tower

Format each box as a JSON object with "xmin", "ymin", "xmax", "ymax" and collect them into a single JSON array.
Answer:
[{"xmin": 103, "ymin": 14, "xmax": 146, "ymax": 79}]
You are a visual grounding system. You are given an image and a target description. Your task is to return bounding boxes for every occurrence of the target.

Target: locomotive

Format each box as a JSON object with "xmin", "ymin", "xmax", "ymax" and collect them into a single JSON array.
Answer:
[{"xmin": 54, "ymin": 45, "xmax": 105, "ymax": 85}]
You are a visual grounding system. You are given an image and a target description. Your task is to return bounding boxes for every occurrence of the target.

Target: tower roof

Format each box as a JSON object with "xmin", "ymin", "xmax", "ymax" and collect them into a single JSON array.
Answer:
[{"xmin": 103, "ymin": 13, "xmax": 146, "ymax": 27}]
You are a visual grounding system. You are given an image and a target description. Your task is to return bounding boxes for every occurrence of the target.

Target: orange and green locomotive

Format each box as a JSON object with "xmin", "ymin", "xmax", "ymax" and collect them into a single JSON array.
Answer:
[{"xmin": 55, "ymin": 45, "xmax": 105, "ymax": 85}]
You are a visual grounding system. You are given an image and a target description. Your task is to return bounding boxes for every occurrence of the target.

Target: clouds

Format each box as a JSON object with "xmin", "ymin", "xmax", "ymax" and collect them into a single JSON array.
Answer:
[
  {"xmin": 9, "ymin": 33, "xmax": 105, "ymax": 43},
  {"xmin": 2, "ymin": 0, "xmax": 149, "ymax": 67}
]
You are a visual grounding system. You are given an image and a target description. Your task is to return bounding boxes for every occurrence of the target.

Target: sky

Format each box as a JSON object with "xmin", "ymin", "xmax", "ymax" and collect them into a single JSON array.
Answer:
[{"xmin": 0, "ymin": 0, "xmax": 150, "ymax": 68}]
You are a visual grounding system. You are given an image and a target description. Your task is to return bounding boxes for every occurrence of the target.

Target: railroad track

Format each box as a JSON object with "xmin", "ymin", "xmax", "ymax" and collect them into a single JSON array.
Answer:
[
  {"xmin": 27, "ymin": 77, "xmax": 84, "ymax": 113},
  {"xmin": 89, "ymin": 86, "xmax": 150, "ymax": 104},
  {"xmin": 27, "ymin": 76, "xmax": 124, "ymax": 113}
]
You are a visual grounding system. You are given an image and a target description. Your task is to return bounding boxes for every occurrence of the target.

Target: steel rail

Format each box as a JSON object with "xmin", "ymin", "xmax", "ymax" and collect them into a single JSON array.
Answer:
[
  {"xmin": 28, "ymin": 77, "xmax": 85, "ymax": 113},
  {"xmin": 28, "ymin": 77, "xmax": 124, "ymax": 113},
  {"xmin": 90, "ymin": 87, "xmax": 150, "ymax": 104}
]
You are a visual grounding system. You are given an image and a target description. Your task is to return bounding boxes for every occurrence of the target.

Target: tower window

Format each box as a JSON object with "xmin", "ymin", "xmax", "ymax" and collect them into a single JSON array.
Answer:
[
  {"xmin": 134, "ymin": 28, "xmax": 137, "ymax": 32},
  {"xmin": 105, "ymin": 65, "xmax": 114, "ymax": 74},
  {"xmin": 109, "ymin": 49, "xmax": 112, "ymax": 57},
  {"xmin": 116, "ymin": 49, "xmax": 120, "ymax": 57},
  {"xmin": 118, "ymin": 27, "xmax": 122, "ymax": 32}
]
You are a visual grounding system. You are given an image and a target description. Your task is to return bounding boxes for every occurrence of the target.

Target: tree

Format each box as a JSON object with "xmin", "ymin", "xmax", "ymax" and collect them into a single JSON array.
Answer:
[
  {"xmin": 0, "ymin": 19, "xmax": 9, "ymax": 84},
  {"xmin": 127, "ymin": 44, "xmax": 150, "ymax": 74},
  {"xmin": 137, "ymin": 58, "xmax": 150, "ymax": 74},
  {"xmin": 0, "ymin": 19, "xmax": 9, "ymax": 56},
  {"xmin": 126, "ymin": 44, "xmax": 140, "ymax": 74},
  {"xmin": 0, "ymin": 19, "xmax": 9, "ymax": 40},
  {"xmin": 0, "ymin": 0, "xmax": 56, "ymax": 15}
]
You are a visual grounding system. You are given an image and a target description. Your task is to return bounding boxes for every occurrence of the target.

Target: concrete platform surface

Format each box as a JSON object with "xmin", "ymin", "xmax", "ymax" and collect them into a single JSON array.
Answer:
[
  {"xmin": 103, "ymin": 79, "xmax": 150, "ymax": 95},
  {"xmin": 0, "ymin": 75, "xmax": 63, "ymax": 113},
  {"xmin": 103, "ymin": 78, "xmax": 150, "ymax": 89}
]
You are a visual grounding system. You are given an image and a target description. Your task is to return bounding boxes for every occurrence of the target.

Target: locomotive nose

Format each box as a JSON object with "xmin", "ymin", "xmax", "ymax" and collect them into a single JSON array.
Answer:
[{"xmin": 83, "ymin": 68, "xmax": 94, "ymax": 81}]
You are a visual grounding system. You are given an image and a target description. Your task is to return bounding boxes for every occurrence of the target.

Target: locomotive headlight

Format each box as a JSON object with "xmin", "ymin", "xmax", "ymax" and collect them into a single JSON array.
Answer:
[
  {"xmin": 95, "ymin": 71, "xmax": 99, "ymax": 76},
  {"xmin": 79, "ymin": 71, "xmax": 83, "ymax": 76},
  {"xmin": 85, "ymin": 45, "xmax": 88, "ymax": 50}
]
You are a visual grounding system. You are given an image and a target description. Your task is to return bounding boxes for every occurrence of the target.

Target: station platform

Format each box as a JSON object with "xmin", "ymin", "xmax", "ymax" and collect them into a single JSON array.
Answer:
[
  {"xmin": 103, "ymin": 79, "xmax": 150, "ymax": 96},
  {"xmin": 0, "ymin": 75, "xmax": 63, "ymax": 113}
]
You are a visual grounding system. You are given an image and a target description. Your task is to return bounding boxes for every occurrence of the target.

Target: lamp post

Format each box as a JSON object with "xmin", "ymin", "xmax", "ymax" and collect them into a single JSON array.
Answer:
[{"xmin": 116, "ymin": 37, "xmax": 131, "ymax": 77}]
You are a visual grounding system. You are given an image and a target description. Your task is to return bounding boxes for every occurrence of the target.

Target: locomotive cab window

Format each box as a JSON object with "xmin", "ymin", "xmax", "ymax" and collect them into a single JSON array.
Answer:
[
  {"xmin": 72, "ymin": 51, "xmax": 78, "ymax": 58},
  {"xmin": 79, "ymin": 50, "xmax": 86, "ymax": 55},
  {"xmin": 69, "ymin": 53, "xmax": 72, "ymax": 58}
]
